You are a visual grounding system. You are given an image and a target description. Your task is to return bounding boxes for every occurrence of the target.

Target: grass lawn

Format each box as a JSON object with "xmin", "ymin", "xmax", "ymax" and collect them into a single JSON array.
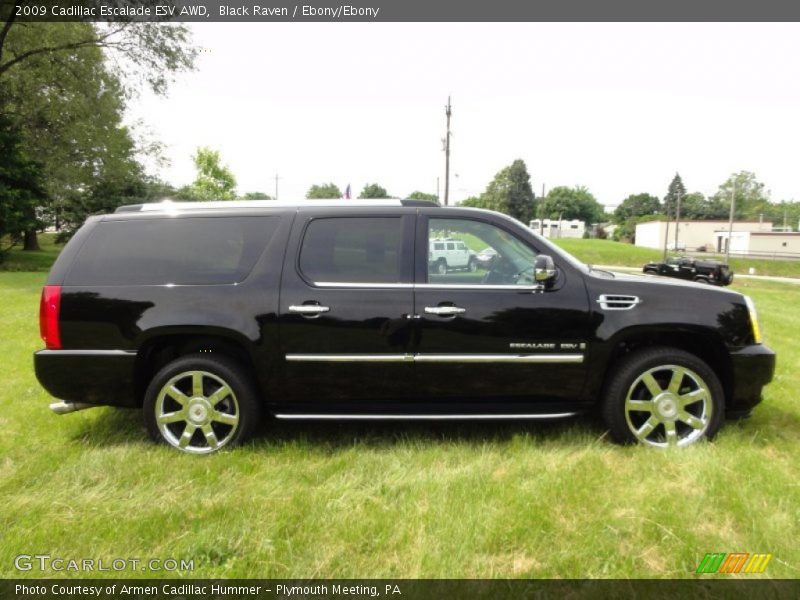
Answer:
[
  {"xmin": 0, "ymin": 271, "xmax": 798, "ymax": 579},
  {"xmin": 0, "ymin": 233, "xmax": 63, "ymax": 272},
  {"xmin": 553, "ymin": 238, "xmax": 800, "ymax": 279}
]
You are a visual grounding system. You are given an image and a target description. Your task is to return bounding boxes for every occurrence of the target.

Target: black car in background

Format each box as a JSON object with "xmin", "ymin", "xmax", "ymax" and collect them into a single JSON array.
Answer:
[
  {"xmin": 35, "ymin": 200, "xmax": 772, "ymax": 454},
  {"xmin": 643, "ymin": 256, "xmax": 734, "ymax": 286}
]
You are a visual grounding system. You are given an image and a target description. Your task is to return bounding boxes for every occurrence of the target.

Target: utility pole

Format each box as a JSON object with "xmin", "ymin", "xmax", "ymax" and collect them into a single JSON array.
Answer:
[
  {"xmin": 274, "ymin": 174, "xmax": 279, "ymax": 201},
  {"xmin": 436, "ymin": 177, "xmax": 440, "ymax": 203},
  {"xmin": 444, "ymin": 96, "xmax": 452, "ymax": 206},
  {"xmin": 662, "ymin": 210, "xmax": 671, "ymax": 262},
  {"xmin": 726, "ymin": 179, "xmax": 736, "ymax": 262},
  {"xmin": 674, "ymin": 188, "xmax": 682, "ymax": 253}
]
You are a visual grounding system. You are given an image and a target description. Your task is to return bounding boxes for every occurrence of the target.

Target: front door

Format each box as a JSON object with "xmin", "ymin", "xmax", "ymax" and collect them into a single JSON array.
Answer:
[
  {"xmin": 278, "ymin": 211, "xmax": 416, "ymax": 407},
  {"xmin": 413, "ymin": 214, "xmax": 591, "ymax": 408}
]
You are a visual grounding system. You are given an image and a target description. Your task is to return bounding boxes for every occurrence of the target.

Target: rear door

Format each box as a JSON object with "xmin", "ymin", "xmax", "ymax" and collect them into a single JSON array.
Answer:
[
  {"xmin": 412, "ymin": 212, "xmax": 592, "ymax": 407},
  {"xmin": 278, "ymin": 209, "xmax": 416, "ymax": 406}
]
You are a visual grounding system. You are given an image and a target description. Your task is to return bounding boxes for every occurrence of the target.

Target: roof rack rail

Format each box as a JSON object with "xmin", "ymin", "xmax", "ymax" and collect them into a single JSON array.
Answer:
[{"xmin": 114, "ymin": 198, "xmax": 442, "ymax": 213}]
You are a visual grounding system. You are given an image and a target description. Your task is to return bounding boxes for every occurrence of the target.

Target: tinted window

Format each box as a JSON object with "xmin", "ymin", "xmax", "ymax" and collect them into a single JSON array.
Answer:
[
  {"xmin": 67, "ymin": 217, "xmax": 277, "ymax": 286},
  {"xmin": 434, "ymin": 243, "xmax": 444, "ymax": 250},
  {"xmin": 300, "ymin": 217, "xmax": 403, "ymax": 283},
  {"xmin": 428, "ymin": 218, "xmax": 538, "ymax": 286},
  {"xmin": 447, "ymin": 243, "xmax": 455, "ymax": 250}
]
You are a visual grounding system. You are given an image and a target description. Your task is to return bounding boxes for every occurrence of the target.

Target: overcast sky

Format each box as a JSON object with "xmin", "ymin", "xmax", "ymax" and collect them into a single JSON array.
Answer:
[{"xmin": 127, "ymin": 23, "xmax": 800, "ymax": 210}]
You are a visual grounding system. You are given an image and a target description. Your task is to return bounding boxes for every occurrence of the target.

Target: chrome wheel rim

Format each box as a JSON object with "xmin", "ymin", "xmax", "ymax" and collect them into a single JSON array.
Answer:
[
  {"xmin": 437, "ymin": 262, "xmax": 447, "ymax": 274},
  {"xmin": 155, "ymin": 370, "xmax": 239, "ymax": 454},
  {"xmin": 624, "ymin": 364, "xmax": 712, "ymax": 448}
]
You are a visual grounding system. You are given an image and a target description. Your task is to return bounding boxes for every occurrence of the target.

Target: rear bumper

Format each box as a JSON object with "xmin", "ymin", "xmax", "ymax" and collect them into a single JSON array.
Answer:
[
  {"xmin": 728, "ymin": 344, "xmax": 776, "ymax": 412},
  {"xmin": 34, "ymin": 349, "xmax": 138, "ymax": 408}
]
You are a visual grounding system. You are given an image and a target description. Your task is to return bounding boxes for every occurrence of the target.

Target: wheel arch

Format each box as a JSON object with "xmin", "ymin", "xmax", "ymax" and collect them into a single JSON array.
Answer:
[
  {"xmin": 133, "ymin": 329, "xmax": 259, "ymax": 406},
  {"xmin": 594, "ymin": 326, "xmax": 733, "ymax": 408}
]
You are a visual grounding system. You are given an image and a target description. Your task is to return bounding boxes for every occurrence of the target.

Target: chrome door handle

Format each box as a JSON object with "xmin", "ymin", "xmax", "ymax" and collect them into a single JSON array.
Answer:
[
  {"xmin": 289, "ymin": 305, "xmax": 330, "ymax": 315},
  {"xmin": 424, "ymin": 306, "xmax": 466, "ymax": 316}
]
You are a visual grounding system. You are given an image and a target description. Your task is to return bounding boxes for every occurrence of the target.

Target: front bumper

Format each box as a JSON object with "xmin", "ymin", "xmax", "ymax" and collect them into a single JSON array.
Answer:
[
  {"xmin": 34, "ymin": 349, "xmax": 138, "ymax": 408},
  {"xmin": 728, "ymin": 344, "xmax": 776, "ymax": 412}
]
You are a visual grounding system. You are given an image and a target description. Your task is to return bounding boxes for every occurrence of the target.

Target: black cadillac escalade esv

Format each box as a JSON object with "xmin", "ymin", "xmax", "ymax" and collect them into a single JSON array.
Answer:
[{"xmin": 35, "ymin": 200, "xmax": 775, "ymax": 454}]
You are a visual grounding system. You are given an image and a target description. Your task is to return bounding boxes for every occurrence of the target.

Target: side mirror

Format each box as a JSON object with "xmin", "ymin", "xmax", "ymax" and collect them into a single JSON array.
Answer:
[{"xmin": 534, "ymin": 254, "xmax": 558, "ymax": 286}]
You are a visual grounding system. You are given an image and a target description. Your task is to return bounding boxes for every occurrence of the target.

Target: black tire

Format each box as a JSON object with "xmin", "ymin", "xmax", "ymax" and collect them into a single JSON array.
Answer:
[
  {"xmin": 436, "ymin": 259, "xmax": 447, "ymax": 275},
  {"xmin": 693, "ymin": 276, "xmax": 710, "ymax": 284},
  {"xmin": 602, "ymin": 347, "xmax": 725, "ymax": 448},
  {"xmin": 143, "ymin": 353, "xmax": 261, "ymax": 454},
  {"xmin": 468, "ymin": 258, "xmax": 478, "ymax": 272}
]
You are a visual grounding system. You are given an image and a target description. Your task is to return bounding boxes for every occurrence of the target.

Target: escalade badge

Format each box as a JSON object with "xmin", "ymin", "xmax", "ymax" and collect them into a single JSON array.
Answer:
[{"xmin": 510, "ymin": 342, "xmax": 587, "ymax": 350}]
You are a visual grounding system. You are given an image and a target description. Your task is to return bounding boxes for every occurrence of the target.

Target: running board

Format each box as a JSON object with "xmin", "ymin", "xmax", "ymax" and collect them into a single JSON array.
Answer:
[{"xmin": 273, "ymin": 412, "xmax": 577, "ymax": 421}]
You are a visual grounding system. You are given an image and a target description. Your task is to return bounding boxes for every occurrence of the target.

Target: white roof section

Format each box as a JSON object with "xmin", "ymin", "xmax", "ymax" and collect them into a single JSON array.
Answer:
[{"xmin": 128, "ymin": 199, "xmax": 404, "ymax": 212}]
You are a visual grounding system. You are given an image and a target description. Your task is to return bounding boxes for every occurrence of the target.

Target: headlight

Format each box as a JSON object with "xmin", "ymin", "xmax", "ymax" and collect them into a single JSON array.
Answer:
[{"xmin": 743, "ymin": 295, "xmax": 762, "ymax": 344}]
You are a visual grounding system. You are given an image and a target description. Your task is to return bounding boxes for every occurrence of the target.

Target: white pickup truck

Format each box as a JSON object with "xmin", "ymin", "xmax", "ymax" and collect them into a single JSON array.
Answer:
[{"xmin": 428, "ymin": 238, "xmax": 477, "ymax": 274}]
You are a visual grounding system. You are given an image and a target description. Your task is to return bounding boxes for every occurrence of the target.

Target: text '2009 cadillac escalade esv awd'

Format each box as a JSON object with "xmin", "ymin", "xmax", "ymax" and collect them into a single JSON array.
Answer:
[{"xmin": 35, "ymin": 199, "xmax": 775, "ymax": 454}]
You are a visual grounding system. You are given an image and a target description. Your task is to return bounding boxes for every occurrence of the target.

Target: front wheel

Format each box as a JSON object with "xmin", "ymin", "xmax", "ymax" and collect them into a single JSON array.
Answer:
[
  {"xmin": 143, "ymin": 354, "xmax": 261, "ymax": 454},
  {"xmin": 436, "ymin": 259, "xmax": 448, "ymax": 275},
  {"xmin": 602, "ymin": 347, "xmax": 724, "ymax": 448}
]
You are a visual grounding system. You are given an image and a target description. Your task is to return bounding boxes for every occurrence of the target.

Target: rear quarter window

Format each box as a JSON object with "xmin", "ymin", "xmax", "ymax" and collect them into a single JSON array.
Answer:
[
  {"xmin": 65, "ymin": 216, "xmax": 278, "ymax": 286},
  {"xmin": 299, "ymin": 217, "xmax": 403, "ymax": 284}
]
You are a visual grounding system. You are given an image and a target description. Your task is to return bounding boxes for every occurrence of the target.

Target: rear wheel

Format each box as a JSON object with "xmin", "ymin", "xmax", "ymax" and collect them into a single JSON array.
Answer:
[
  {"xmin": 468, "ymin": 258, "xmax": 478, "ymax": 272},
  {"xmin": 602, "ymin": 347, "xmax": 724, "ymax": 448},
  {"xmin": 143, "ymin": 354, "xmax": 261, "ymax": 454}
]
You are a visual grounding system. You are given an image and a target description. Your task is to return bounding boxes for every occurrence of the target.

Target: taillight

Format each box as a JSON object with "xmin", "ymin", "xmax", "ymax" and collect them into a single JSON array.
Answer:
[{"xmin": 39, "ymin": 285, "xmax": 62, "ymax": 349}]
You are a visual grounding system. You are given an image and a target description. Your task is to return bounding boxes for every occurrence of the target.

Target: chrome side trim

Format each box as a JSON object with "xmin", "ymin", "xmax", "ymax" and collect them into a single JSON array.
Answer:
[
  {"xmin": 285, "ymin": 353, "xmax": 583, "ymax": 364},
  {"xmin": 414, "ymin": 354, "xmax": 584, "ymax": 363},
  {"xmin": 312, "ymin": 282, "xmax": 542, "ymax": 291},
  {"xmin": 36, "ymin": 349, "xmax": 136, "ymax": 356},
  {"xmin": 314, "ymin": 282, "xmax": 414, "ymax": 289},
  {"xmin": 285, "ymin": 354, "xmax": 412, "ymax": 363},
  {"xmin": 597, "ymin": 294, "xmax": 641, "ymax": 310},
  {"xmin": 274, "ymin": 412, "xmax": 578, "ymax": 421},
  {"xmin": 415, "ymin": 283, "xmax": 542, "ymax": 291}
]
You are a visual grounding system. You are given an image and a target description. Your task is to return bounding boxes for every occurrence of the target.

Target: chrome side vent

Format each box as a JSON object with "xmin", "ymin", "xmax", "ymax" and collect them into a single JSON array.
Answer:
[{"xmin": 597, "ymin": 294, "xmax": 641, "ymax": 310}]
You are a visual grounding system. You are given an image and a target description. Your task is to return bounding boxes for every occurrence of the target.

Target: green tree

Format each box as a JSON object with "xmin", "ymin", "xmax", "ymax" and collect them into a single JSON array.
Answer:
[
  {"xmin": 2, "ymin": 26, "xmax": 140, "ymax": 247},
  {"xmin": 0, "ymin": 19, "xmax": 196, "ymax": 248},
  {"xmin": 663, "ymin": 173, "xmax": 687, "ymax": 219},
  {"xmin": 176, "ymin": 147, "xmax": 237, "ymax": 201},
  {"xmin": 614, "ymin": 193, "xmax": 661, "ymax": 224},
  {"xmin": 539, "ymin": 186, "xmax": 604, "ymax": 224},
  {"xmin": 406, "ymin": 191, "xmax": 438, "ymax": 202},
  {"xmin": 359, "ymin": 183, "xmax": 389, "ymax": 199},
  {"xmin": 710, "ymin": 171, "xmax": 769, "ymax": 220},
  {"xmin": 0, "ymin": 13, "xmax": 196, "ymax": 95},
  {"xmin": 241, "ymin": 192, "xmax": 272, "ymax": 200},
  {"xmin": 677, "ymin": 192, "xmax": 728, "ymax": 220},
  {"xmin": 613, "ymin": 214, "xmax": 663, "ymax": 243},
  {"xmin": 0, "ymin": 113, "xmax": 44, "ymax": 260},
  {"xmin": 56, "ymin": 126, "xmax": 150, "ymax": 238},
  {"xmin": 480, "ymin": 159, "xmax": 536, "ymax": 223},
  {"xmin": 306, "ymin": 183, "xmax": 342, "ymax": 199},
  {"xmin": 459, "ymin": 196, "xmax": 488, "ymax": 209}
]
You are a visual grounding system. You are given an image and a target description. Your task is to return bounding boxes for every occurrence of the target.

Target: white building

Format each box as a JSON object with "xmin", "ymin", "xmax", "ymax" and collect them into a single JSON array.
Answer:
[
  {"xmin": 714, "ymin": 231, "xmax": 800, "ymax": 258},
  {"xmin": 635, "ymin": 220, "xmax": 773, "ymax": 251},
  {"xmin": 530, "ymin": 218, "xmax": 586, "ymax": 239}
]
